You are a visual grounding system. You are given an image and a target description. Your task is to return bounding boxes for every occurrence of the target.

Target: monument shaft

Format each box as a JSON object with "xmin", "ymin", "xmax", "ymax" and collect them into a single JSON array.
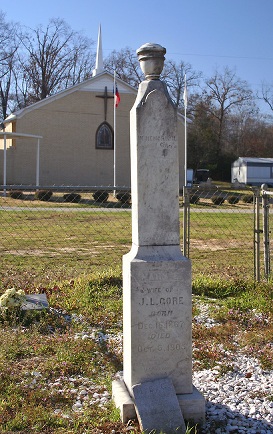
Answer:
[{"xmin": 130, "ymin": 80, "xmax": 180, "ymax": 246}]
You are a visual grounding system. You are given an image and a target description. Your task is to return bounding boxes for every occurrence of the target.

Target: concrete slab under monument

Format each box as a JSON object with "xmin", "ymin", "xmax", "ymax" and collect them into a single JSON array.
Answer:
[
  {"xmin": 112, "ymin": 378, "xmax": 205, "ymax": 426},
  {"xmin": 112, "ymin": 379, "xmax": 136, "ymax": 423}
]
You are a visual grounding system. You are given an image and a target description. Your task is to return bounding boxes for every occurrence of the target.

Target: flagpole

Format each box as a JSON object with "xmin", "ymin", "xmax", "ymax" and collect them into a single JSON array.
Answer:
[
  {"xmin": 183, "ymin": 74, "xmax": 189, "ymax": 257},
  {"xmin": 184, "ymin": 74, "xmax": 187, "ymax": 187},
  {"xmin": 113, "ymin": 70, "xmax": 117, "ymax": 196}
]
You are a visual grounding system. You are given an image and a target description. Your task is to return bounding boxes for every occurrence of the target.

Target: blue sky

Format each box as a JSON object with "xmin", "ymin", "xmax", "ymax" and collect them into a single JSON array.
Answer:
[{"xmin": 2, "ymin": 0, "xmax": 273, "ymax": 114}]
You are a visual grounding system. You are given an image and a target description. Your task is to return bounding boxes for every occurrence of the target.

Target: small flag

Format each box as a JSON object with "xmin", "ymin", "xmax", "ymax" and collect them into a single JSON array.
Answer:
[{"xmin": 115, "ymin": 85, "xmax": 120, "ymax": 108}]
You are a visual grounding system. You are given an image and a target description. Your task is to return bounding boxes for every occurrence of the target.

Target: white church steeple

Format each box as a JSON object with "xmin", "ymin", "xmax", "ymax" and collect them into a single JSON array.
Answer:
[{"xmin": 92, "ymin": 24, "xmax": 104, "ymax": 77}]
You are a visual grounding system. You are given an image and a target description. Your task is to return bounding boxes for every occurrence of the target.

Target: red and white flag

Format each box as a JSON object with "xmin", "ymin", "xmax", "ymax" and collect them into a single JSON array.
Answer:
[{"xmin": 115, "ymin": 85, "xmax": 120, "ymax": 108}]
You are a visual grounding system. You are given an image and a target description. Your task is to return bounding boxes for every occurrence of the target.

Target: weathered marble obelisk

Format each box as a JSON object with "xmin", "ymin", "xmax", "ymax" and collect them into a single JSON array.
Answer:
[{"xmin": 112, "ymin": 43, "xmax": 205, "ymax": 432}]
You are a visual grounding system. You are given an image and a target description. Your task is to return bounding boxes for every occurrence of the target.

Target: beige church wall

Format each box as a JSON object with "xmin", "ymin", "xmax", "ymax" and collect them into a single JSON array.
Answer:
[
  {"xmin": 109, "ymin": 94, "xmax": 133, "ymax": 187},
  {"xmin": 6, "ymin": 138, "xmax": 38, "ymax": 184},
  {"xmin": 0, "ymin": 82, "xmax": 185, "ymax": 189},
  {"xmin": 3, "ymin": 90, "xmax": 135, "ymax": 187},
  {"xmin": 0, "ymin": 121, "xmax": 14, "ymax": 150}
]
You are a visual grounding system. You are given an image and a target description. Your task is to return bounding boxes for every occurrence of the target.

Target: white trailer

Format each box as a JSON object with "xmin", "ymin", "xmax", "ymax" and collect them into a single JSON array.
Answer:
[{"xmin": 231, "ymin": 157, "xmax": 273, "ymax": 187}]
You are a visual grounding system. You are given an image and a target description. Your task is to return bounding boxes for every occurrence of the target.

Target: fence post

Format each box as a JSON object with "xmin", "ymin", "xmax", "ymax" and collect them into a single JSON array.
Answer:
[
  {"xmin": 262, "ymin": 185, "xmax": 270, "ymax": 280},
  {"xmin": 182, "ymin": 187, "xmax": 190, "ymax": 257},
  {"xmin": 254, "ymin": 189, "xmax": 261, "ymax": 282}
]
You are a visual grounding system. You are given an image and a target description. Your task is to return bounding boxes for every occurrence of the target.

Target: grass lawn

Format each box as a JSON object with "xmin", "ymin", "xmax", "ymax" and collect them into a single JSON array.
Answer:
[
  {"xmin": 0, "ymin": 195, "xmax": 272, "ymax": 432},
  {"xmin": 0, "ymin": 202, "xmax": 258, "ymax": 287},
  {"xmin": 0, "ymin": 265, "xmax": 272, "ymax": 433}
]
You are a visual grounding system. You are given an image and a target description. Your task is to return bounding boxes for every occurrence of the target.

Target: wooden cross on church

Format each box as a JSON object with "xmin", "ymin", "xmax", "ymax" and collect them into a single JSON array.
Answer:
[{"xmin": 96, "ymin": 86, "xmax": 114, "ymax": 121}]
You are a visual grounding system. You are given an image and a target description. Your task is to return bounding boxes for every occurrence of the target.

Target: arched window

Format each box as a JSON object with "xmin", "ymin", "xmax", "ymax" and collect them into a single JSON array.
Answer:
[{"xmin": 96, "ymin": 122, "xmax": 113, "ymax": 149}]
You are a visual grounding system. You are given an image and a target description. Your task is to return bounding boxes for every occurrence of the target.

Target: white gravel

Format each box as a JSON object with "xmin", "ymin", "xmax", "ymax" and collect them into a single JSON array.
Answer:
[
  {"xmin": 194, "ymin": 355, "xmax": 273, "ymax": 433},
  {"xmin": 74, "ymin": 322, "xmax": 273, "ymax": 433},
  {"xmin": 25, "ymin": 309, "xmax": 273, "ymax": 432},
  {"xmin": 22, "ymin": 371, "xmax": 111, "ymax": 419},
  {"xmin": 192, "ymin": 301, "xmax": 273, "ymax": 433}
]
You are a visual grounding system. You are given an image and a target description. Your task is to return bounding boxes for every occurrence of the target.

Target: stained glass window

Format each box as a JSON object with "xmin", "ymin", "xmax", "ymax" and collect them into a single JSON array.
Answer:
[{"xmin": 96, "ymin": 122, "xmax": 113, "ymax": 149}]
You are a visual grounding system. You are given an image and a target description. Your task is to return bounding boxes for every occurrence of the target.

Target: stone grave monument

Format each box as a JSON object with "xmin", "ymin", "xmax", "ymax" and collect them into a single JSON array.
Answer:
[{"xmin": 112, "ymin": 42, "xmax": 205, "ymax": 433}]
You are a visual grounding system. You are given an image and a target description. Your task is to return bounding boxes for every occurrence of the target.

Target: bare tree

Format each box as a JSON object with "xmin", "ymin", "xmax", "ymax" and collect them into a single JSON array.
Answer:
[
  {"xmin": 104, "ymin": 47, "xmax": 142, "ymax": 88},
  {"xmin": 0, "ymin": 12, "xmax": 19, "ymax": 120},
  {"xmin": 162, "ymin": 59, "xmax": 201, "ymax": 110},
  {"xmin": 202, "ymin": 67, "xmax": 254, "ymax": 155},
  {"xmin": 261, "ymin": 81, "xmax": 273, "ymax": 112},
  {"xmin": 17, "ymin": 18, "xmax": 94, "ymax": 104},
  {"xmin": 0, "ymin": 59, "xmax": 13, "ymax": 120},
  {"xmin": 63, "ymin": 34, "xmax": 95, "ymax": 87},
  {"xmin": 187, "ymin": 98, "xmax": 219, "ymax": 169}
]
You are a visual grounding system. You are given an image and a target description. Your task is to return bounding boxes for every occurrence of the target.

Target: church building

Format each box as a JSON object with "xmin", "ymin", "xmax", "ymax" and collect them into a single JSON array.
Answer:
[{"xmin": 0, "ymin": 28, "xmax": 186, "ymax": 189}]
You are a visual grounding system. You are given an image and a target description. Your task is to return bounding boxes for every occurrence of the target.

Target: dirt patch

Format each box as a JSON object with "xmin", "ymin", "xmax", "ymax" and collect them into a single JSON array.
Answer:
[
  {"xmin": 190, "ymin": 238, "xmax": 252, "ymax": 251},
  {"xmin": 1, "ymin": 244, "xmax": 129, "ymax": 256}
]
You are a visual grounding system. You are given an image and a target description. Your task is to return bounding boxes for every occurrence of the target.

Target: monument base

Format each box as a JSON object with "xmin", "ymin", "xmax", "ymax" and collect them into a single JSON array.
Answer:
[
  {"xmin": 123, "ymin": 245, "xmax": 193, "ymax": 394},
  {"xmin": 112, "ymin": 378, "xmax": 205, "ymax": 426},
  {"xmin": 177, "ymin": 388, "xmax": 206, "ymax": 424}
]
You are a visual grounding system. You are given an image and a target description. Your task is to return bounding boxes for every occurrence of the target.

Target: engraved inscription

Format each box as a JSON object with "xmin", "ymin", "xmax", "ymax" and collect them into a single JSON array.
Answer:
[
  {"xmin": 138, "ymin": 134, "xmax": 176, "ymax": 153},
  {"xmin": 137, "ymin": 343, "xmax": 185, "ymax": 353},
  {"xmin": 138, "ymin": 286, "xmax": 162, "ymax": 294},
  {"xmin": 133, "ymin": 268, "xmax": 190, "ymax": 356},
  {"xmin": 138, "ymin": 135, "xmax": 176, "ymax": 142},
  {"xmin": 137, "ymin": 319, "xmax": 184, "ymax": 344},
  {"xmin": 135, "ymin": 272, "xmax": 187, "ymax": 318},
  {"xmin": 138, "ymin": 320, "xmax": 184, "ymax": 330},
  {"xmin": 139, "ymin": 271, "xmax": 183, "ymax": 281},
  {"xmin": 150, "ymin": 310, "xmax": 173, "ymax": 317},
  {"xmin": 139, "ymin": 296, "xmax": 183, "ymax": 306},
  {"xmin": 149, "ymin": 332, "xmax": 170, "ymax": 339},
  {"xmin": 134, "ymin": 380, "xmax": 171, "ymax": 396}
]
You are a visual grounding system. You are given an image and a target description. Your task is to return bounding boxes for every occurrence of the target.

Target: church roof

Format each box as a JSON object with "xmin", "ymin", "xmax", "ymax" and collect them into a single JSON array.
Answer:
[{"xmin": 4, "ymin": 72, "xmax": 137, "ymax": 123}]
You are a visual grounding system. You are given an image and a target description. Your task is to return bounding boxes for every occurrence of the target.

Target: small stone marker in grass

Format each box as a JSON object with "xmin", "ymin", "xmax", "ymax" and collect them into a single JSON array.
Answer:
[{"xmin": 21, "ymin": 293, "xmax": 49, "ymax": 310}]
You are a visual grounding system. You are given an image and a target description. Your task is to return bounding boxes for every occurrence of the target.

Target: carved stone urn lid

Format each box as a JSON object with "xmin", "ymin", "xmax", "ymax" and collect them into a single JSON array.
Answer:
[{"xmin": 136, "ymin": 43, "xmax": 166, "ymax": 80}]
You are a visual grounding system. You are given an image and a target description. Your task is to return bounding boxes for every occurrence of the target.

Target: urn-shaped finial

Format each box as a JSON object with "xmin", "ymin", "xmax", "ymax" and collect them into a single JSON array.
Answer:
[{"xmin": 136, "ymin": 43, "xmax": 166, "ymax": 80}]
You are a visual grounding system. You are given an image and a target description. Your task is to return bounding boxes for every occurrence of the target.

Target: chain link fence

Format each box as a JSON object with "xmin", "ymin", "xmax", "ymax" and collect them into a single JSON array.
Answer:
[
  {"xmin": 182, "ymin": 186, "xmax": 258, "ymax": 282},
  {"xmin": 0, "ymin": 184, "xmax": 269, "ymax": 288},
  {"xmin": 259, "ymin": 185, "xmax": 273, "ymax": 280}
]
